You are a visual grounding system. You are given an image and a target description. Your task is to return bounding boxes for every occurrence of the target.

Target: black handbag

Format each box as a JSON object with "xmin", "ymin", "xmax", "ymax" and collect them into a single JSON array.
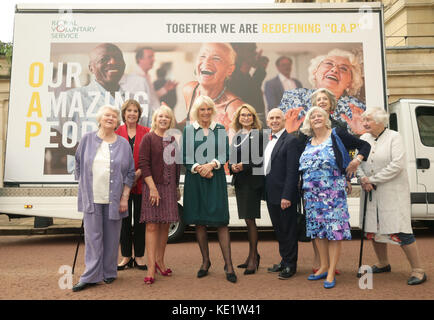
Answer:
[{"xmin": 296, "ymin": 199, "xmax": 311, "ymax": 242}]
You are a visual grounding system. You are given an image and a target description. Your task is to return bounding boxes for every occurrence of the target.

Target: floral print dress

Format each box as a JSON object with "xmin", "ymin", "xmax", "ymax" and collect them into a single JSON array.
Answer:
[{"xmin": 299, "ymin": 136, "xmax": 352, "ymax": 241}]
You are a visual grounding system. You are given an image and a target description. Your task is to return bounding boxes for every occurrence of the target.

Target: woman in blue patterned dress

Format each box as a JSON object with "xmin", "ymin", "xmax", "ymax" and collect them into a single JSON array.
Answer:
[{"xmin": 299, "ymin": 106, "xmax": 370, "ymax": 288}]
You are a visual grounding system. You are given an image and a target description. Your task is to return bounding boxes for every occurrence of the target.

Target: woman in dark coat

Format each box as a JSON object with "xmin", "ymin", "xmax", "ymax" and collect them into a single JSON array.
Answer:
[{"xmin": 229, "ymin": 104, "xmax": 264, "ymax": 275}]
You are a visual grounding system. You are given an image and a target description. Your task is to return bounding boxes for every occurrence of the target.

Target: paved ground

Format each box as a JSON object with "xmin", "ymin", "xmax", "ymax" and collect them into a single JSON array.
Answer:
[{"xmin": 0, "ymin": 215, "xmax": 433, "ymax": 303}]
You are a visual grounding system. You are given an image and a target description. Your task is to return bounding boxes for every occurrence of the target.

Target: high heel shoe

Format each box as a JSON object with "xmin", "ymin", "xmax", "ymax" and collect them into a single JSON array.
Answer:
[
  {"xmin": 224, "ymin": 265, "xmax": 237, "ymax": 283},
  {"xmin": 144, "ymin": 277, "xmax": 155, "ymax": 285},
  {"xmin": 155, "ymin": 263, "xmax": 172, "ymax": 276},
  {"xmin": 117, "ymin": 257, "xmax": 134, "ymax": 270},
  {"xmin": 244, "ymin": 254, "xmax": 261, "ymax": 275},
  {"xmin": 197, "ymin": 262, "xmax": 211, "ymax": 278}
]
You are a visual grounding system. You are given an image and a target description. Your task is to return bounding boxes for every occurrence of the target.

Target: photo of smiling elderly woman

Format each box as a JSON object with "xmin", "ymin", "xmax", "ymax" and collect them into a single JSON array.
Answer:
[
  {"xmin": 183, "ymin": 43, "xmax": 245, "ymax": 131},
  {"xmin": 279, "ymin": 48, "xmax": 366, "ymax": 135}
]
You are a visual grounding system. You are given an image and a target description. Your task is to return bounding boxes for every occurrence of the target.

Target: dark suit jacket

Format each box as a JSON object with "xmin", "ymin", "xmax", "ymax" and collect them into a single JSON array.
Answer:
[
  {"xmin": 229, "ymin": 129, "xmax": 265, "ymax": 190},
  {"xmin": 265, "ymin": 130, "xmax": 300, "ymax": 206},
  {"xmin": 264, "ymin": 76, "xmax": 303, "ymax": 110}
]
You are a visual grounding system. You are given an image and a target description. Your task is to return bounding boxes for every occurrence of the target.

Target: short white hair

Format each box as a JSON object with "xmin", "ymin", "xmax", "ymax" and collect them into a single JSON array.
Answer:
[
  {"xmin": 362, "ymin": 107, "xmax": 389, "ymax": 127},
  {"xmin": 96, "ymin": 105, "xmax": 121, "ymax": 128},
  {"xmin": 189, "ymin": 95, "xmax": 217, "ymax": 122},
  {"xmin": 308, "ymin": 48, "xmax": 364, "ymax": 97},
  {"xmin": 300, "ymin": 106, "xmax": 332, "ymax": 137}
]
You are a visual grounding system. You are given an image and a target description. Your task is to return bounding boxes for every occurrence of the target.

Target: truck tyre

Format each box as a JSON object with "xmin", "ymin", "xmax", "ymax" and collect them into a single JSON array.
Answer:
[{"xmin": 168, "ymin": 203, "xmax": 186, "ymax": 243}]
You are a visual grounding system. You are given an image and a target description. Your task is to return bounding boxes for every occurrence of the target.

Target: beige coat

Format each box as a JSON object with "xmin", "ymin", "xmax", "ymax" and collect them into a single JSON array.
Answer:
[{"xmin": 357, "ymin": 129, "xmax": 413, "ymax": 234}]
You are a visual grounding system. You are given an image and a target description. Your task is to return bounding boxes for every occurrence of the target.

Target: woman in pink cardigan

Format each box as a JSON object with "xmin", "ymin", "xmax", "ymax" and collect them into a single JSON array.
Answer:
[{"xmin": 116, "ymin": 99, "xmax": 150, "ymax": 270}]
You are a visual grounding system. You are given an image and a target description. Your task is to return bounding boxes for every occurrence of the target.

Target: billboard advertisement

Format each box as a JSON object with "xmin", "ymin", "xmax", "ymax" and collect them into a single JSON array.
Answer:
[{"xmin": 5, "ymin": 5, "xmax": 386, "ymax": 183}]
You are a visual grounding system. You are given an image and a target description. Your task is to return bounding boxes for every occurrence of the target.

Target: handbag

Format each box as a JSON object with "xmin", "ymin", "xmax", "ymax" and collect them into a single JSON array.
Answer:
[{"xmin": 296, "ymin": 198, "xmax": 311, "ymax": 243}]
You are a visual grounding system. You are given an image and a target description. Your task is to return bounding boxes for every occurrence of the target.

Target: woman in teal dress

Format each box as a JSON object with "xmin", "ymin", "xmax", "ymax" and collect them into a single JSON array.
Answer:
[{"xmin": 182, "ymin": 95, "xmax": 237, "ymax": 283}]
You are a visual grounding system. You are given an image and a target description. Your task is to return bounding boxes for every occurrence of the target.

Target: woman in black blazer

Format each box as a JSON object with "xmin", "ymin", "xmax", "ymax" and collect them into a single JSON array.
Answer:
[{"xmin": 229, "ymin": 104, "xmax": 264, "ymax": 275}]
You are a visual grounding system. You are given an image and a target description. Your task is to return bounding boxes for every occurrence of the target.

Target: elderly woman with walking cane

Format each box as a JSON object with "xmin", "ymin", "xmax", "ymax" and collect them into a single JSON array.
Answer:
[
  {"xmin": 357, "ymin": 107, "xmax": 427, "ymax": 285},
  {"xmin": 72, "ymin": 105, "xmax": 135, "ymax": 292}
]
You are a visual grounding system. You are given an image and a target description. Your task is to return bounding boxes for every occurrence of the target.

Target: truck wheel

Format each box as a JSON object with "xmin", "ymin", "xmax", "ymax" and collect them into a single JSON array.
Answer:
[{"xmin": 168, "ymin": 203, "xmax": 186, "ymax": 243}]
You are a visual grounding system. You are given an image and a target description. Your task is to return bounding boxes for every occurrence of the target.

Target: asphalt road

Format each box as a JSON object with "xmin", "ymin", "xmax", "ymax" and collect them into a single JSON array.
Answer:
[{"xmin": 0, "ymin": 228, "xmax": 433, "ymax": 304}]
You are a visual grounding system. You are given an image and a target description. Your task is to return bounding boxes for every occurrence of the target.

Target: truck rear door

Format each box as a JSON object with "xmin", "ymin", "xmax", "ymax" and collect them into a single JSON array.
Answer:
[{"xmin": 411, "ymin": 101, "xmax": 434, "ymax": 217}]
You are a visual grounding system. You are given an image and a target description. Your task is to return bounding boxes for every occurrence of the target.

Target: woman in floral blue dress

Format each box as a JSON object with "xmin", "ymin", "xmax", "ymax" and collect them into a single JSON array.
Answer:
[{"xmin": 299, "ymin": 106, "xmax": 370, "ymax": 288}]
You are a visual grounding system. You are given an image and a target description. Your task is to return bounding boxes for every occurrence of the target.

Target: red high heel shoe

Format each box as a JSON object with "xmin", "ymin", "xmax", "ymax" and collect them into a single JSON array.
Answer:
[
  {"xmin": 144, "ymin": 277, "xmax": 155, "ymax": 285},
  {"xmin": 155, "ymin": 263, "xmax": 172, "ymax": 276}
]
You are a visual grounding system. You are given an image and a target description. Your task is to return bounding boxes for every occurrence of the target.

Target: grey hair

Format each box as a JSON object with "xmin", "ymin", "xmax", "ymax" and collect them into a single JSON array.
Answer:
[
  {"xmin": 362, "ymin": 107, "xmax": 389, "ymax": 127},
  {"xmin": 189, "ymin": 95, "xmax": 217, "ymax": 122},
  {"xmin": 300, "ymin": 106, "xmax": 332, "ymax": 137},
  {"xmin": 310, "ymin": 88, "xmax": 337, "ymax": 112},
  {"xmin": 96, "ymin": 105, "xmax": 121, "ymax": 128},
  {"xmin": 308, "ymin": 48, "xmax": 363, "ymax": 97}
]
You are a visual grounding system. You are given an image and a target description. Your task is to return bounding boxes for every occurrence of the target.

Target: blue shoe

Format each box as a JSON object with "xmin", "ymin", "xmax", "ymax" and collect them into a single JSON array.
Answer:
[
  {"xmin": 308, "ymin": 272, "xmax": 328, "ymax": 280},
  {"xmin": 324, "ymin": 278, "xmax": 336, "ymax": 289}
]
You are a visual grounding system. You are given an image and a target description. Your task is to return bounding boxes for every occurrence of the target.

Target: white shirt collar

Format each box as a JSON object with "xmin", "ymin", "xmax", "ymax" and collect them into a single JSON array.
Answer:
[
  {"xmin": 192, "ymin": 121, "xmax": 217, "ymax": 130},
  {"xmin": 278, "ymin": 72, "xmax": 290, "ymax": 82},
  {"xmin": 272, "ymin": 128, "xmax": 286, "ymax": 139}
]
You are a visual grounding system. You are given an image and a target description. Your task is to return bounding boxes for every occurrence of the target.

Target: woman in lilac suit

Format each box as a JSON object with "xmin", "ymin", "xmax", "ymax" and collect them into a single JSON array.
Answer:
[{"xmin": 72, "ymin": 105, "xmax": 135, "ymax": 292}]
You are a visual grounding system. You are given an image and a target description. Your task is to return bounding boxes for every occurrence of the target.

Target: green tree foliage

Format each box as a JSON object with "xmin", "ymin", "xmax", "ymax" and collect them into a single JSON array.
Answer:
[{"xmin": 0, "ymin": 42, "xmax": 13, "ymax": 64}]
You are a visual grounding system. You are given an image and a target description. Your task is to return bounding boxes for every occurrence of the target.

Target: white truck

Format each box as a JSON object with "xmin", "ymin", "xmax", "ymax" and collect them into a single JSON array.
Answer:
[{"xmin": 2, "ymin": 3, "xmax": 432, "ymax": 242}]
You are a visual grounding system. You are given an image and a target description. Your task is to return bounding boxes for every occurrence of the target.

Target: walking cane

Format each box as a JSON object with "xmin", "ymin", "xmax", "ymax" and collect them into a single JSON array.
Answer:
[
  {"xmin": 72, "ymin": 220, "xmax": 84, "ymax": 275},
  {"xmin": 357, "ymin": 191, "xmax": 369, "ymax": 278}
]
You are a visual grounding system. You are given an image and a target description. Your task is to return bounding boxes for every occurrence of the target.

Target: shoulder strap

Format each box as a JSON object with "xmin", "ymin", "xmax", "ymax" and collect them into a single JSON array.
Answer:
[{"xmin": 187, "ymin": 83, "xmax": 200, "ymax": 120}]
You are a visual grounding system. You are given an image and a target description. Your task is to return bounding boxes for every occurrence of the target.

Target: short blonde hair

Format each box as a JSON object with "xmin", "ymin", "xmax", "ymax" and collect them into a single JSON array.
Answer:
[
  {"xmin": 310, "ymin": 88, "xmax": 337, "ymax": 112},
  {"xmin": 362, "ymin": 107, "xmax": 389, "ymax": 127},
  {"xmin": 231, "ymin": 104, "xmax": 262, "ymax": 131},
  {"xmin": 300, "ymin": 106, "xmax": 332, "ymax": 137},
  {"xmin": 308, "ymin": 48, "xmax": 363, "ymax": 97},
  {"xmin": 121, "ymin": 99, "xmax": 142, "ymax": 123},
  {"xmin": 96, "ymin": 105, "xmax": 120, "ymax": 129},
  {"xmin": 189, "ymin": 95, "xmax": 217, "ymax": 122},
  {"xmin": 150, "ymin": 105, "xmax": 176, "ymax": 132}
]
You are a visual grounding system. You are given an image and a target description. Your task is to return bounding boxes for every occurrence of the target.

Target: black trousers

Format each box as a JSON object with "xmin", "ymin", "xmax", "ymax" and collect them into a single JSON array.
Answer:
[
  {"xmin": 120, "ymin": 193, "xmax": 146, "ymax": 257},
  {"xmin": 267, "ymin": 202, "xmax": 298, "ymax": 271}
]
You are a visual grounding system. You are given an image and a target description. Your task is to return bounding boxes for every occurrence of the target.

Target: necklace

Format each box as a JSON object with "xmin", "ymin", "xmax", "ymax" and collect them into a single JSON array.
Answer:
[
  {"xmin": 233, "ymin": 132, "xmax": 250, "ymax": 148},
  {"xmin": 212, "ymin": 86, "xmax": 226, "ymax": 102}
]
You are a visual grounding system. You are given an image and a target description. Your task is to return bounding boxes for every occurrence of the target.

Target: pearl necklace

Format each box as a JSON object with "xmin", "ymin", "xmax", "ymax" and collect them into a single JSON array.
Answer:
[{"xmin": 233, "ymin": 131, "xmax": 250, "ymax": 148}]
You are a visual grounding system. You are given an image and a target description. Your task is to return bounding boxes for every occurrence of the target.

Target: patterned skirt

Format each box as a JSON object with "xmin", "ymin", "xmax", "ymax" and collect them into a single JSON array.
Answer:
[{"xmin": 303, "ymin": 176, "xmax": 352, "ymax": 241}]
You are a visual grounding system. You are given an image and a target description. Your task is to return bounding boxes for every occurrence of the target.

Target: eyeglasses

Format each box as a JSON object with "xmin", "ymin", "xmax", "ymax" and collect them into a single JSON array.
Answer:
[
  {"xmin": 320, "ymin": 59, "xmax": 351, "ymax": 74},
  {"xmin": 240, "ymin": 113, "xmax": 253, "ymax": 118}
]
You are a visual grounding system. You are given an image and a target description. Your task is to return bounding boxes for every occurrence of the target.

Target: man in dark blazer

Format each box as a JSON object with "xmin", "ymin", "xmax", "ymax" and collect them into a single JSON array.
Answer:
[
  {"xmin": 264, "ymin": 56, "xmax": 302, "ymax": 111},
  {"xmin": 264, "ymin": 108, "xmax": 301, "ymax": 279}
]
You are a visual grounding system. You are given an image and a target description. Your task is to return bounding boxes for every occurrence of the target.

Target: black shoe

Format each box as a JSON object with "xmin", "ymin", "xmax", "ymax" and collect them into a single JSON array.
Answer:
[
  {"xmin": 197, "ymin": 262, "xmax": 211, "ymax": 278},
  {"xmin": 72, "ymin": 282, "xmax": 96, "ymax": 292},
  {"xmin": 371, "ymin": 264, "xmax": 391, "ymax": 273},
  {"xmin": 244, "ymin": 268, "xmax": 256, "ymax": 275},
  {"xmin": 226, "ymin": 272, "xmax": 237, "ymax": 283},
  {"xmin": 103, "ymin": 278, "xmax": 116, "ymax": 284},
  {"xmin": 278, "ymin": 267, "xmax": 296, "ymax": 280},
  {"xmin": 244, "ymin": 254, "xmax": 260, "ymax": 275},
  {"xmin": 408, "ymin": 273, "xmax": 427, "ymax": 285},
  {"xmin": 117, "ymin": 257, "xmax": 134, "ymax": 271},
  {"xmin": 135, "ymin": 261, "xmax": 148, "ymax": 270},
  {"xmin": 237, "ymin": 262, "xmax": 248, "ymax": 269},
  {"xmin": 267, "ymin": 263, "xmax": 283, "ymax": 273}
]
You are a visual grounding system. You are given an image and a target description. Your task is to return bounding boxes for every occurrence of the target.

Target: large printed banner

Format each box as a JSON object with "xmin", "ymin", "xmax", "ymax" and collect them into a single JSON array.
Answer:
[{"xmin": 5, "ymin": 7, "xmax": 386, "ymax": 183}]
